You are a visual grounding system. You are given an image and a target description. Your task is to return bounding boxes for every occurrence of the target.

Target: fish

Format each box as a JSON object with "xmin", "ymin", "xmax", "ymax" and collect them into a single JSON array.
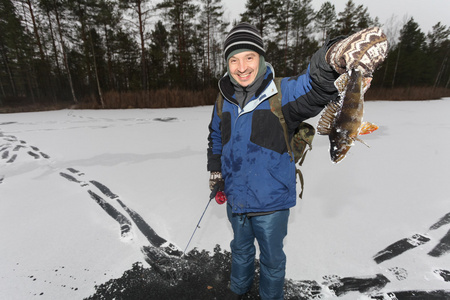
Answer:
[{"xmin": 317, "ymin": 68, "xmax": 378, "ymax": 163}]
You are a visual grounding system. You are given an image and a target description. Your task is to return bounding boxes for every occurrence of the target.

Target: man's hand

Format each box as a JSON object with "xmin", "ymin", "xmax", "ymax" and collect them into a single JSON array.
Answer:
[
  {"xmin": 209, "ymin": 172, "xmax": 226, "ymax": 204},
  {"xmin": 209, "ymin": 171, "xmax": 224, "ymax": 191},
  {"xmin": 326, "ymin": 27, "xmax": 388, "ymax": 76}
]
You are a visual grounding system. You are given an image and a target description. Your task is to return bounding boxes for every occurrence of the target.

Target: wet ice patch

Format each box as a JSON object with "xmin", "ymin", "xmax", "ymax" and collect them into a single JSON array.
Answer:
[{"xmin": 153, "ymin": 117, "xmax": 178, "ymax": 122}]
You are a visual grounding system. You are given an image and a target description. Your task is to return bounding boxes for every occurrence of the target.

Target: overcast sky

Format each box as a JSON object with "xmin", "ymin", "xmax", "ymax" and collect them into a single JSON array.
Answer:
[{"xmin": 222, "ymin": 0, "xmax": 449, "ymax": 35}]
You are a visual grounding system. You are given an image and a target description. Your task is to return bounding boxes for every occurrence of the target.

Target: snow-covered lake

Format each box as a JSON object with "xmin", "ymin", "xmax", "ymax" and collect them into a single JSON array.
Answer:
[{"xmin": 1, "ymin": 99, "xmax": 450, "ymax": 299}]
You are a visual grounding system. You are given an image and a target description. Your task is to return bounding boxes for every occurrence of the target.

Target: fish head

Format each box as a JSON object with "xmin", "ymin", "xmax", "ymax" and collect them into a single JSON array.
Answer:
[{"xmin": 329, "ymin": 133, "xmax": 354, "ymax": 163}]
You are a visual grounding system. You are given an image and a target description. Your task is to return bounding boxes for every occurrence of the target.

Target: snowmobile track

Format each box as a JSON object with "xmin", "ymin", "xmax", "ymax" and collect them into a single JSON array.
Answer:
[{"xmin": 59, "ymin": 168, "xmax": 182, "ymax": 257}]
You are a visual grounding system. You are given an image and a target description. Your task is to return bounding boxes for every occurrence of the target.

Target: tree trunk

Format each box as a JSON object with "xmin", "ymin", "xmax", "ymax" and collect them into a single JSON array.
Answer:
[
  {"xmin": 88, "ymin": 28, "xmax": 104, "ymax": 108},
  {"xmin": 103, "ymin": 24, "xmax": 115, "ymax": 90},
  {"xmin": 0, "ymin": 41, "xmax": 17, "ymax": 97},
  {"xmin": 433, "ymin": 55, "xmax": 447, "ymax": 89},
  {"xmin": 74, "ymin": 0, "xmax": 94, "ymax": 94},
  {"xmin": 25, "ymin": 0, "xmax": 45, "ymax": 60},
  {"xmin": 391, "ymin": 46, "xmax": 401, "ymax": 89},
  {"xmin": 137, "ymin": 0, "xmax": 148, "ymax": 91},
  {"xmin": 25, "ymin": 0, "xmax": 60, "ymax": 103},
  {"xmin": 45, "ymin": 9, "xmax": 61, "ymax": 76},
  {"xmin": 53, "ymin": 0, "xmax": 78, "ymax": 104},
  {"xmin": 0, "ymin": 76, "xmax": 5, "ymax": 104}
]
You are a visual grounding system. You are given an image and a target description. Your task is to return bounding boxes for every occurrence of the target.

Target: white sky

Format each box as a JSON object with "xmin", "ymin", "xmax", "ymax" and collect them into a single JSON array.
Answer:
[{"xmin": 222, "ymin": 0, "xmax": 450, "ymax": 34}]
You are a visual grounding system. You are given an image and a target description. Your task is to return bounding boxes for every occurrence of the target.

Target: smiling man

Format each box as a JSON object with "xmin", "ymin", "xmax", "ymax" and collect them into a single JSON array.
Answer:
[
  {"xmin": 228, "ymin": 51, "xmax": 259, "ymax": 86},
  {"xmin": 207, "ymin": 23, "xmax": 388, "ymax": 300}
]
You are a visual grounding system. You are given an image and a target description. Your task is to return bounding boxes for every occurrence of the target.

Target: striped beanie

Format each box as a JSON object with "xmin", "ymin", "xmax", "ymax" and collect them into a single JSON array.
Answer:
[{"xmin": 223, "ymin": 23, "xmax": 265, "ymax": 61}]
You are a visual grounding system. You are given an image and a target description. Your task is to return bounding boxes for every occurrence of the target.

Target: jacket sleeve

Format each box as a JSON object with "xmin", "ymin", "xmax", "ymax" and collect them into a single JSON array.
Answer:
[
  {"xmin": 207, "ymin": 101, "xmax": 222, "ymax": 172},
  {"xmin": 281, "ymin": 37, "xmax": 344, "ymax": 133}
]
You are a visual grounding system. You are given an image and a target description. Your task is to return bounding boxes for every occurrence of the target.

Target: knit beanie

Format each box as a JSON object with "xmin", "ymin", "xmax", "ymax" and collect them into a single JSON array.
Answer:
[{"xmin": 223, "ymin": 22, "xmax": 265, "ymax": 61}]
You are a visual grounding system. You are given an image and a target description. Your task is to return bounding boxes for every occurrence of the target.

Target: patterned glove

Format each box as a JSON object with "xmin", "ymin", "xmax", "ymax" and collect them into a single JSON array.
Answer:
[
  {"xmin": 209, "ymin": 171, "xmax": 224, "ymax": 191},
  {"xmin": 326, "ymin": 27, "xmax": 388, "ymax": 76}
]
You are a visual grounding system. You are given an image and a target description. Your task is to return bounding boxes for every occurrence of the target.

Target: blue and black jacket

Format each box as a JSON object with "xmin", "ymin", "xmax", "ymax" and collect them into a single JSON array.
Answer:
[{"xmin": 207, "ymin": 38, "xmax": 341, "ymax": 214}]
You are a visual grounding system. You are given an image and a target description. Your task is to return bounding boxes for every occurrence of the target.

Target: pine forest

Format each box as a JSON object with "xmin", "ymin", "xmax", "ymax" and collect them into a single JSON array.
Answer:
[{"xmin": 0, "ymin": 0, "xmax": 449, "ymax": 111}]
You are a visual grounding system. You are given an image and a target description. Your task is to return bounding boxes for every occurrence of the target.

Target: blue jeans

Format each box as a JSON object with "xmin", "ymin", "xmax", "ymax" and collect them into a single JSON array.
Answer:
[{"xmin": 227, "ymin": 205, "xmax": 289, "ymax": 300}]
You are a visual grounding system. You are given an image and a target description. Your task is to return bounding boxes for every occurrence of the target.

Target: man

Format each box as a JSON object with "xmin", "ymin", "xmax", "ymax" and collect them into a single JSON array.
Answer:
[{"xmin": 207, "ymin": 23, "xmax": 387, "ymax": 300}]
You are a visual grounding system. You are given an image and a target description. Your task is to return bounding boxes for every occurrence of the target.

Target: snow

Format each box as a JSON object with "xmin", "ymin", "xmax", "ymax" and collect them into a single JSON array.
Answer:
[{"xmin": 1, "ymin": 99, "xmax": 450, "ymax": 299}]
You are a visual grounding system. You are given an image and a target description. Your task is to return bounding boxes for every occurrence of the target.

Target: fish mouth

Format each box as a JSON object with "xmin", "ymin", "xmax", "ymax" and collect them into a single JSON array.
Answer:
[
  {"xmin": 331, "ymin": 148, "xmax": 350, "ymax": 163},
  {"xmin": 330, "ymin": 140, "xmax": 353, "ymax": 163}
]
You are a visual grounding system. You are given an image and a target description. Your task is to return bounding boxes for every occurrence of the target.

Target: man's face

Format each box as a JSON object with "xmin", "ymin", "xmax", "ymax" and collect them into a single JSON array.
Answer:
[{"xmin": 228, "ymin": 51, "xmax": 260, "ymax": 87}]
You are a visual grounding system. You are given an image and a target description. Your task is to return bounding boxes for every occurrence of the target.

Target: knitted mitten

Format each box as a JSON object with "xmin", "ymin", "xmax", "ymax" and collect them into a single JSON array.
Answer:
[
  {"xmin": 209, "ymin": 171, "xmax": 223, "ymax": 191},
  {"xmin": 326, "ymin": 27, "xmax": 388, "ymax": 75}
]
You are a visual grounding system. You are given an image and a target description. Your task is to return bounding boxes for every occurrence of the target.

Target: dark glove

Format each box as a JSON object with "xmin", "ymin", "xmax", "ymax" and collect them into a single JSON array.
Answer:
[
  {"xmin": 326, "ymin": 27, "xmax": 388, "ymax": 76},
  {"xmin": 209, "ymin": 171, "xmax": 224, "ymax": 191},
  {"xmin": 209, "ymin": 172, "xmax": 227, "ymax": 204}
]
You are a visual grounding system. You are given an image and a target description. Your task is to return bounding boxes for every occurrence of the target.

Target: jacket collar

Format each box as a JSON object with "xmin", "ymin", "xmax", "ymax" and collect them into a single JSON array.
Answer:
[{"xmin": 240, "ymin": 79, "xmax": 278, "ymax": 114}]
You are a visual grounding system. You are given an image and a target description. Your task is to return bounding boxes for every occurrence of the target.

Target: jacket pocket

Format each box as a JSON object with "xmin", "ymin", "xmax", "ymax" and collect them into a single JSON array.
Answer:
[
  {"xmin": 221, "ymin": 111, "xmax": 231, "ymax": 146},
  {"xmin": 250, "ymin": 110, "xmax": 286, "ymax": 154}
]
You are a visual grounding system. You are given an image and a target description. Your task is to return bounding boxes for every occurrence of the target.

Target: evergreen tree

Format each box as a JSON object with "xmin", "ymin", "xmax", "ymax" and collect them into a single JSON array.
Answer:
[
  {"xmin": 273, "ymin": 0, "xmax": 294, "ymax": 75},
  {"xmin": 315, "ymin": 1, "xmax": 336, "ymax": 43},
  {"xmin": 38, "ymin": 0, "xmax": 79, "ymax": 103},
  {"xmin": 112, "ymin": 29, "xmax": 141, "ymax": 91},
  {"xmin": 265, "ymin": 40, "xmax": 285, "ymax": 75},
  {"xmin": 20, "ymin": 0, "xmax": 64, "ymax": 103},
  {"xmin": 38, "ymin": 0, "xmax": 63, "ymax": 83},
  {"xmin": 0, "ymin": 0, "xmax": 35, "ymax": 101},
  {"xmin": 92, "ymin": 1, "xmax": 141, "ymax": 92},
  {"xmin": 119, "ymin": 0, "xmax": 153, "ymax": 90},
  {"xmin": 20, "ymin": 0, "xmax": 46, "ymax": 62},
  {"xmin": 149, "ymin": 21, "xmax": 169, "ymax": 89},
  {"xmin": 335, "ymin": 0, "xmax": 357, "ymax": 35},
  {"xmin": 334, "ymin": 1, "xmax": 377, "ymax": 35},
  {"xmin": 393, "ymin": 18, "xmax": 427, "ymax": 86},
  {"xmin": 65, "ymin": 0, "xmax": 107, "ymax": 105},
  {"xmin": 198, "ymin": 0, "xmax": 228, "ymax": 84},
  {"xmin": 95, "ymin": 0, "xmax": 122, "ymax": 91},
  {"xmin": 0, "ymin": 0, "xmax": 448, "ymax": 108},
  {"xmin": 157, "ymin": 0, "xmax": 199, "ymax": 89},
  {"xmin": 240, "ymin": 0, "xmax": 279, "ymax": 37},
  {"xmin": 354, "ymin": 6, "xmax": 379, "ymax": 31},
  {"xmin": 290, "ymin": 0, "xmax": 317, "ymax": 74},
  {"xmin": 427, "ymin": 22, "xmax": 450, "ymax": 88}
]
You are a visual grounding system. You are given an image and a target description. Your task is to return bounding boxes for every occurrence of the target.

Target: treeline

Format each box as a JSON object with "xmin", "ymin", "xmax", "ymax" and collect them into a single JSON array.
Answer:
[{"xmin": 0, "ymin": 0, "xmax": 449, "ymax": 110}]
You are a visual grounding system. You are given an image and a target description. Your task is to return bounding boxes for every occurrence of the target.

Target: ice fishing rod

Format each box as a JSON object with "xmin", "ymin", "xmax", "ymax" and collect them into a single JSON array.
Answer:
[{"xmin": 183, "ymin": 185, "xmax": 227, "ymax": 256}]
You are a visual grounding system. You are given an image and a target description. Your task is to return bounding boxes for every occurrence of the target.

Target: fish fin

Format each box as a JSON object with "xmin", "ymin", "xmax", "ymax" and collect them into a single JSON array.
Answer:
[
  {"xmin": 355, "ymin": 137, "xmax": 370, "ymax": 148},
  {"xmin": 363, "ymin": 77, "xmax": 372, "ymax": 94},
  {"xmin": 358, "ymin": 121, "xmax": 379, "ymax": 135},
  {"xmin": 317, "ymin": 101, "xmax": 341, "ymax": 135},
  {"xmin": 334, "ymin": 73, "xmax": 349, "ymax": 94}
]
